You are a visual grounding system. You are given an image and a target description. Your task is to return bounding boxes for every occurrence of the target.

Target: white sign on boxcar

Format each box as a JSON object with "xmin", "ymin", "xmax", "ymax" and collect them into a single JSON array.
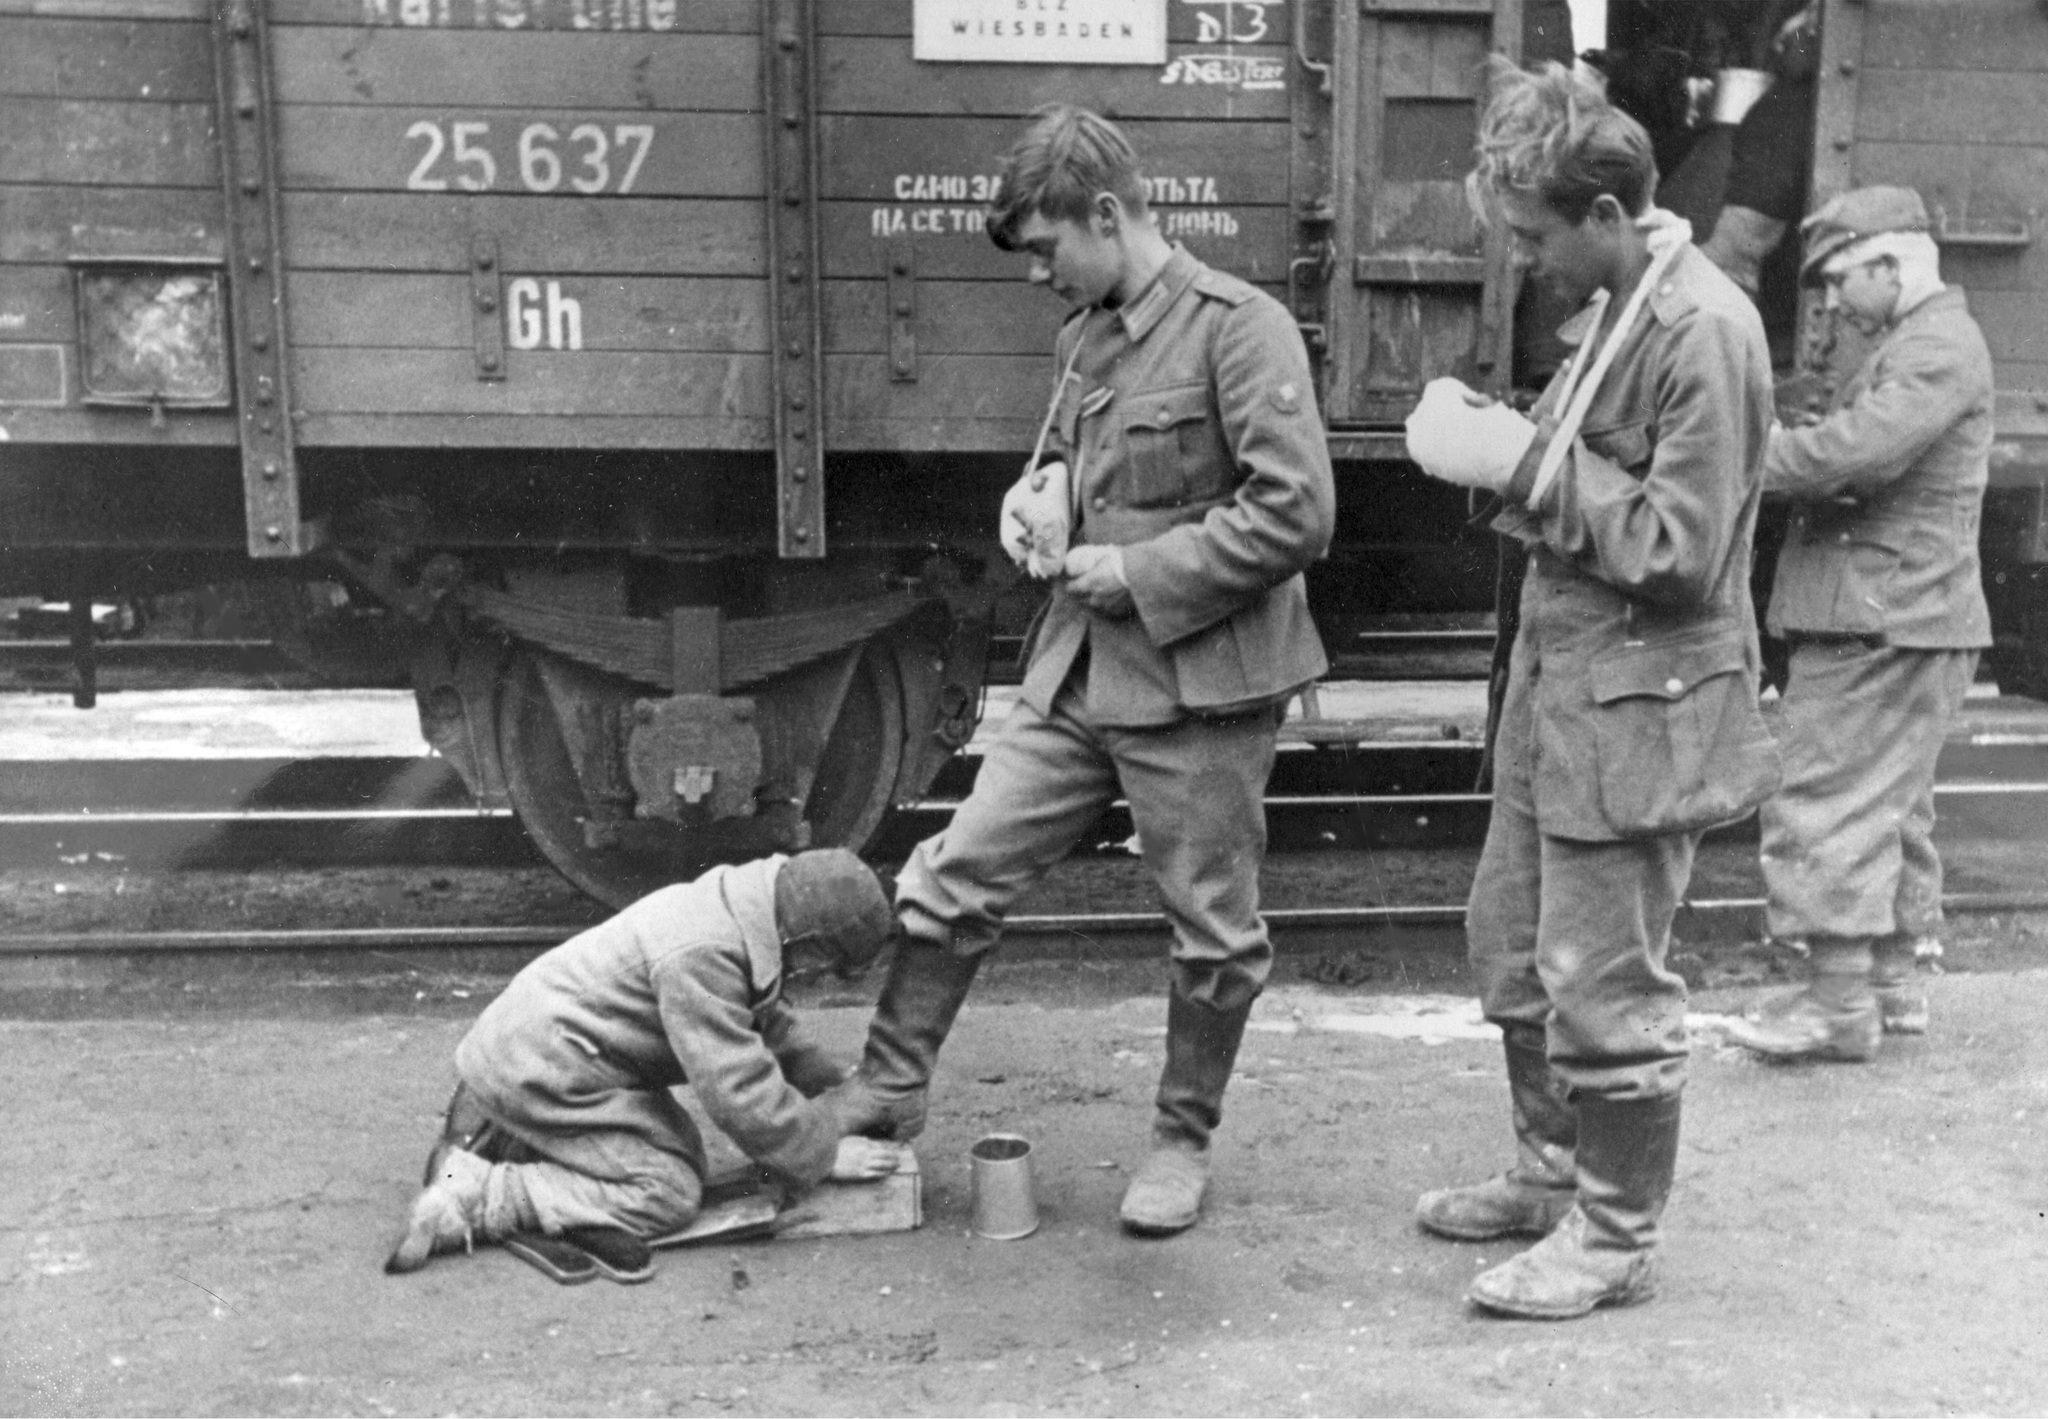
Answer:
[{"xmin": 914, "ymin": 0, "xmax": 1167, "ymax": 65}]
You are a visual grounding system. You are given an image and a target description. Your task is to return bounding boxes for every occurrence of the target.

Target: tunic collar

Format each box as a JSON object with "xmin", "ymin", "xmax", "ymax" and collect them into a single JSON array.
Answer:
[
  {"xmin": 1115, "ymin": 244, "xmax": 1200, "ymax": 343},
  {"xmin": 716, "ymin": 854, "xmax": 788, "ymax": 1003}
]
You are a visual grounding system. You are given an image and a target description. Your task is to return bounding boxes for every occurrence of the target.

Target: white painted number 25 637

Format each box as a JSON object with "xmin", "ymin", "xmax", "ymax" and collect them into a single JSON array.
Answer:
[{"xmin": 405, "ymin": 121, "xmax": 655, "ymax": 194}]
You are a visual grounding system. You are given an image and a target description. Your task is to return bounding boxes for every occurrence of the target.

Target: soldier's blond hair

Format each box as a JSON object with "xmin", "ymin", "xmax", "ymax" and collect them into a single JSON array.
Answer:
[
  {"xmin": 1467, "ymin": 58, "xmax": 1657, "ymax": 226},
  {"xmin": 987, "ymin": 104, "xmax": 1151, "ymax": 251}
]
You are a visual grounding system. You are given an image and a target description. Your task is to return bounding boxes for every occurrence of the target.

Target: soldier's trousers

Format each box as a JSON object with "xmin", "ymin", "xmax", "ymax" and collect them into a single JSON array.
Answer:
[
  {"xmin": 894, "ymin": 682, "xmax": 1279, "ymax": 1012},
  {"xmin": 453, "ymin": 1079, "xmax": 708, "ymax": 1238},
  {"xmin": 1761, "ymin": 643, "xmax": 1978, "ymax": 942},
  {"xmin": 1468, "ymin": 657, "xmax": 1696, "ymax": 1101}
]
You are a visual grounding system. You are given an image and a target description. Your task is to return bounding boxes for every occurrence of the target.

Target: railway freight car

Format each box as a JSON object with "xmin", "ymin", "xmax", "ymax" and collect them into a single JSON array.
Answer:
[{"xmin": 1, "ymin": 0, "xmax": 2044, "ymax": 906}]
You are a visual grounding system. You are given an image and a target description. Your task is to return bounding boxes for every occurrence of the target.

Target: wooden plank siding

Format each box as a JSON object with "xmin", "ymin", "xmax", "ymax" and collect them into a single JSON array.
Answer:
[
  {"xmin": 2, "ymin": 0, "xmax": 1302, "ymax": 453},
  {"xmin": 1849, "ymin": 0, "xmax": 2048, "ymax": 402}
]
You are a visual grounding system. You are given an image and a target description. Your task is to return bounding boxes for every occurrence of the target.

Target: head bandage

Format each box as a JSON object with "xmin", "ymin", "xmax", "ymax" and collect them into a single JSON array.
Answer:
[{"xmin": 1826, "ymin": 230, "xmax": 1944, "ymax": 314}]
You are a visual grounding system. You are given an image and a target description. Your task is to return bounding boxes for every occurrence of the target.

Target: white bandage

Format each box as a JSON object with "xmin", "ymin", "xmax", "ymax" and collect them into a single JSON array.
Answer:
[
  {"xmin": 999, "ymin": 460, "xmax": 1071, "ymax": 579},
  {"xmin": 1403, "ymin": 378, "xmax": 1538, "ymax": 493}
]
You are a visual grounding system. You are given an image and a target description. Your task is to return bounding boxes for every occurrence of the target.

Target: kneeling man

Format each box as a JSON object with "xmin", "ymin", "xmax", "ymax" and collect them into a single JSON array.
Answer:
[{"xmin": 386, "ymin": 849, "xmax": 902, "ymax": 1283}]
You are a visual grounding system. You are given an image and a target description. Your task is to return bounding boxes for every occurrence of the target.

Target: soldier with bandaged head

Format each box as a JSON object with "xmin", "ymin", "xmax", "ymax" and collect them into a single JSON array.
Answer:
[
  {"xmin": 1405, "ymin": 59, "xmax": 1779, "ymax": 1319},
  {"xmin": 1725, "ymin": 186, "xmax": 1993, "ymax": 1062}
]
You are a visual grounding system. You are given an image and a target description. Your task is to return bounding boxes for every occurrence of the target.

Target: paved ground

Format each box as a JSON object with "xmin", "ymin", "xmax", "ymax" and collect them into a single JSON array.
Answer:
[{"xmin": 6, "ymin": 925, "xmax": 2048, "ymax": 1418}]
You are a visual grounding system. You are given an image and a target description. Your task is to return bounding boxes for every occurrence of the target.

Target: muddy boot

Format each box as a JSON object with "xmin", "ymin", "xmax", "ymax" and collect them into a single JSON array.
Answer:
[
  {"xmin": 824, "ymin": 936, "xmax": 983, "ymax": 1142},
  {"xmin": 1468, "ymin": 1092, "xmax": 1681, "ymax": 1319},
  {"xmin": 385, "ymin": 1147, "xmax": 538, "ymax": 1274},
  {"xmin": 1723, "ymin": 936, "xmax": 1881, "ymax": 1062},
  {"xmin": 1417, "ymin": 1025, "xmax": 1576, "ymax": 1241},
  {"xmin": 1120, "ymin": 989, "xmax": 1254, "ymax": 1237},
  {"xmin": 1872, "ymin": 934, "xmax": 1929, "ymax": 1036}
]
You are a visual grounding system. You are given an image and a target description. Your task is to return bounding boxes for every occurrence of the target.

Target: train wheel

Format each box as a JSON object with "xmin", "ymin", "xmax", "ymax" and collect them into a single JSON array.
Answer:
[
  {"xmin": 497, "ymin": 641, "xmax": 907, "ymax": 908},
  {"xmin": 802, "ymin": 637, "xmax": 906, "ymax": 855}
]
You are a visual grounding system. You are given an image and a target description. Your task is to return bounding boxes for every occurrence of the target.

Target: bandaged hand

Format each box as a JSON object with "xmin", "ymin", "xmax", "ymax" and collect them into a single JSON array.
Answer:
[
  {"xmin": 999, "ymin": 460, "xmax": 1071, "ymax": 579},
  {"xmin": 1062, "ymin": 543, "xmax": 1133, "ymax": 618},
  {"xmin": 1404, "ymin": 377, "xmax": 1538, "ymax": 493},
  {"xmin": 831, "ymin": 1135, "xmax": 905, "ymax": 1182}
]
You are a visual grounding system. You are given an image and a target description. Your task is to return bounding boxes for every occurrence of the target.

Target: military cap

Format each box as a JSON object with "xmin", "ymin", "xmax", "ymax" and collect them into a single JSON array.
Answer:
[{"xmin": 1799, "ymin": 185, "xmax": 1931, "ymax": 282}]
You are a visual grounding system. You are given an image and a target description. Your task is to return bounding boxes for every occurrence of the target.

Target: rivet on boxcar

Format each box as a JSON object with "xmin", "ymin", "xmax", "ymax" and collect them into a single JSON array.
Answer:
[
  {"xmin": 249, "ymin": 256, "xmax": 264, "ymax": 273},
  {"xmin": 792, "ymin": 468, "xmax": 808, "ymax": 482},
  {"xmin": 794, "ymin": 527, "xmax": 811, "ymax": 542},
  {"xmin": 242, "ymin": 178, "xmax": 261, "ymax": 194},
  {"xmin": 1839, "ymin": 61, "xmax": 1857, "ymax": 77},
  {"xmin": 264, "ymin": 525, "xmax": 283, "ymax": 542},
  {"xmin": 481, "ymin": 354, "xmax": 500, "ymax": 371},
  {"xmin": 262, "ymin": 460, "xmax": 280, "ymax": 481},
  {"xmin": 477, "ymin": 294, "xmax": 498, "ymax": 313},
  {"xmin": 787, "ymin": 341, "xmax": 804, "ymax": 358},
  {"xmin": 790, "ymin": 394, "xmax": 807, "ymax": 410},
  {"xmin": 476, "ymin": 253, "xmax": 495, "ymax": 271},
  {"xmin": 787, "ymin": 263, "xmax": 805, "ymax": 282},
  {"xmin": 894, "ymin": 299, "xmax": 912, "ymax": 316},
  {"xmin": 252, "ymin": 333, "xmax": 269, "ymax": 351},
  {"xmin": 785, "ymin": 189, "xmax": 802, "ymax": 206}
]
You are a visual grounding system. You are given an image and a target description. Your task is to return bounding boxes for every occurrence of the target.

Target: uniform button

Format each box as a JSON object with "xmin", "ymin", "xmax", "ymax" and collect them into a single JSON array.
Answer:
[
  {"xmin": 1092, "ymin": 496, "xmax": 1107, "ymax": 511},
  {"xmin": 1156, "ymin": 408, "xmax": 1172, "ymax": 426},
  {"xmin": 1658, "ymin": 282, "xmax": 1673, "ymax": 296},
  {"xmin": 1839, "ymin": 532, "xmax": 1851, "ymax": 543},
  {"xmin": 1664, "ymin": 677, "xmax": 1684, "ymax": 694}
]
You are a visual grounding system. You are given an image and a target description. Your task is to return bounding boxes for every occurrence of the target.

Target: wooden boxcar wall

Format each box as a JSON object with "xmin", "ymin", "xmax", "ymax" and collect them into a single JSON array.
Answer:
[
  {"xmin": 1824, "ymin": 0, "xmax": 2048, "ymax": 440},
  {"xmin": 0, "ymin": 0, "xmax": 1300, "ymax": 458}
]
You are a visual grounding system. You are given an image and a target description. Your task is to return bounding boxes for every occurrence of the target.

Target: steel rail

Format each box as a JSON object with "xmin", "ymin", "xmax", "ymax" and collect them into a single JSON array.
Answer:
[{"xmin": 8, "ymin": 892, "xmax": 2048, "ymax": 958}]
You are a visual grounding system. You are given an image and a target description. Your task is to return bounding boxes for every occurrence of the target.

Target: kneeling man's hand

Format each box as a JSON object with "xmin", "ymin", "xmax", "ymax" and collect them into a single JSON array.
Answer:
[{"xmin": 831, "ymin": 1136, "xmax": 905, "ymax": 1181}]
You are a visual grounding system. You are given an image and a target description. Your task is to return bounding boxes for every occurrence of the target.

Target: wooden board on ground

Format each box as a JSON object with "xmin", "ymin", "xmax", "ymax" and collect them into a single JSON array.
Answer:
[{"xmin": 655, "ymin": 1149, "xmax": 923, "ymax": 1247}]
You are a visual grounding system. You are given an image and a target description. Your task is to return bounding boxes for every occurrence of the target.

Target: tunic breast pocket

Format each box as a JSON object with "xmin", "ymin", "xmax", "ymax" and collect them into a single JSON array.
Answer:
[
  {"xmin": 1586, "ymin": 630, "xmax": 1781, "ymax": 838},
  {"xmin": 1121, "ymin": 383, "xmax": 1213, "ymax": 507},
  {"xmin": 1581, "ymin": 418, "xmax": 1655, "ymax": 477}
]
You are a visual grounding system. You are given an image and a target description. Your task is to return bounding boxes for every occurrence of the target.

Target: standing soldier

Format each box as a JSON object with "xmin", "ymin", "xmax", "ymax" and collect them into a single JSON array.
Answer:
[
  {"xmin": 1404, "ymin": 61, "xmax": 1779, "ymax": 1318},
  {"xmin": 830, "ymin": 104, "xmax": 1336, "ymax": 1237},
  {"xmin": 1726, "ymin": 186, "xmax": 1992, "ymax": 1061}
]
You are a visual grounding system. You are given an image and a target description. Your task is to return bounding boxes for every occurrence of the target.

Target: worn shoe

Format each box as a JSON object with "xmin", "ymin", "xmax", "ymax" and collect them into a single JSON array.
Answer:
[
  {"xmin": 501, "ymin": 1233, "xmax": 601, "ymax": 1286},
  {"xmin": 561, "ymin": 1226, "xmax": 657, "ymax": 1284},
  {"xmin": 1468, "ymin": 1206, "xmax": 1658, "ymax": 1319},
  {"xmin": 1723, "ymin": 991, "xmax": 1881, "ymax": 1062},
  {"xmin": 385, "ymin": 1147, "xmax": 493, "ymax": 1274},
  {"xmin": 1417, "ymin": 1173, "xmax": 1576, "ymax": 1241},
  {"xmin": 1119, "ymin": 1140, "xmax": 1210, "ymax": 1237}
]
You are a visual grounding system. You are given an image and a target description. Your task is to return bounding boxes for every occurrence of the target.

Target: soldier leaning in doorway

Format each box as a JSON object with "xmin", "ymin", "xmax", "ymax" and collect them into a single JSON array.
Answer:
[
  {"xmin": 1404, "ymin": 59, "xmax": 1778, "ymax": 1319},
  {"xmin": 826, "ymin": 104, "xmax": 1336, "ymax": 1239},
  {"xmin": 1724, "ymin": 186, "xmax": 1994, "ymax": 1063},
  {"xmin": 384, "ymin": 851, "xmax": 905, "ymax": 1285}
]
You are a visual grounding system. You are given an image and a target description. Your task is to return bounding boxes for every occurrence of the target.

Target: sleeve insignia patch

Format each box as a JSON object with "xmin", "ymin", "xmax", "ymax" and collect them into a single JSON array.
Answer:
[{"xmin": 1269, "ymin": 382, "xmax": 1301, "ymax": 414}]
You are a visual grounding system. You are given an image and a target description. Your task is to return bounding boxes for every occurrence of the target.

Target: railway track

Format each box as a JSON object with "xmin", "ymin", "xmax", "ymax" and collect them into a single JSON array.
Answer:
[{"xmin": 7, "ymin": 687, "xmax": 2048, "ymax": 961}]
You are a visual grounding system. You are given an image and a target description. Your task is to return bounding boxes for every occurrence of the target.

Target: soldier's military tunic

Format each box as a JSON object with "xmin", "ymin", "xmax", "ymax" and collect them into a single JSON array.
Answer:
[
  {"xmin": 456, "ymin": 858, "xmax": 846, "ymax": 1236},
  {"xmin": 894, "ymin": 245, "xmax": 1335, "ymax": 1010},
  {"xmin": 1478, "ymin": 243, "xmax": 1779, "ymax": 1099},
  {"xmin": 1759, "ymin": 286, "xmax": 1993, "ymax": 944}
]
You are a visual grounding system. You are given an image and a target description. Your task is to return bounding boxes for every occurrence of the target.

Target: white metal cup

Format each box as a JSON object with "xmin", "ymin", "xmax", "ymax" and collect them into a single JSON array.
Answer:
[
  {"xmin": 969, "ymin": 1133, "xmax": 1039, "ymax": 1240},
  {"xmin": 1712, "ymin": 67, "xmax": 1774, "ymax": 125}
]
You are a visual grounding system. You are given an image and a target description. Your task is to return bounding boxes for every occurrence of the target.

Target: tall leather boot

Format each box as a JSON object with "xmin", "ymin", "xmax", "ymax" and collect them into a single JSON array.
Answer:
[
  {"xmin": 1724, "ymin": 935, "xmax": 1881, "ymax": 1061},
  {"xmin": 1871, "ymin": 933, "xmax": 1929, "ymax": 1035},
  {"xmin": 1468, "ymin": 1092, "xmax": 1681, "ymax": 1319},
  {"xmin": 823, "ymin": 936, "xmax": 983, "ymax": 1142},
  {"xmin": 1120, "ymin": 988, "xmax": 1254, "ymax": 1237},
  {"xmin": 1417, "ymin": 1024, "xmax": 1577, "ymax": 1240}
]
